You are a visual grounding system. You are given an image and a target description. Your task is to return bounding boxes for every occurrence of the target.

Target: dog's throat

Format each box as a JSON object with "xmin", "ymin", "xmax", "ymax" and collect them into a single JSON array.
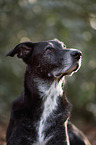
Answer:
[{"xmin": 36, "ymin": 77, "xmax": 65, "ymax": 99}]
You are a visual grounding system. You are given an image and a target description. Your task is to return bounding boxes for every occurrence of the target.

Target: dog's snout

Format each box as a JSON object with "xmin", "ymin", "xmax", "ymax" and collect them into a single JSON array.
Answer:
[{"xmin": 71, "ymin": 50, "xmax": 82, "ymax": 60}]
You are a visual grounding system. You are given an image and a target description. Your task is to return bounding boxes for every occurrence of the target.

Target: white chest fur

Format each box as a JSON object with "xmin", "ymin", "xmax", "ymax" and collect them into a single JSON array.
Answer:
[{"xmin": 35, "ymin": 77, "xmax": 65, "ymax": 142}]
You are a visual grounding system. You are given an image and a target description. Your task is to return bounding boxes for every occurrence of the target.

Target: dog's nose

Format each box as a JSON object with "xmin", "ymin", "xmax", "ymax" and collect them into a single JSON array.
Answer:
[{"xmin": 71, "ymin": 50, "xmax": 82, "ymax": 60}]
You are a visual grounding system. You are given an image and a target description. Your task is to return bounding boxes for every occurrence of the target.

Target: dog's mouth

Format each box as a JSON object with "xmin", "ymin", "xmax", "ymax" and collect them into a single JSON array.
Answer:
[
  {"xmin": 63, "ymin": 63, "xmax": 79, "ymax": 75},
  {"xmin": 54, "ymin": 62, "xmax": 80, "ymax": 78}
]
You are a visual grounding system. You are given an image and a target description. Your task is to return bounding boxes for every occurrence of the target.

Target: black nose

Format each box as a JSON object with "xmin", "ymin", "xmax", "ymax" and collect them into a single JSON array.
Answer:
[{"xmin": 71, "ymin": 50, "xmax": 82, "ymax": 60}]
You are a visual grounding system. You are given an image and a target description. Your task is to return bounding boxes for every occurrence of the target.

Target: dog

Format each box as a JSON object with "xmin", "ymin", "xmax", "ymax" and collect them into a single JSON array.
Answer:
[{"xmin": 6, "ymin": 39, "xmax": 91, "ymax": 145}]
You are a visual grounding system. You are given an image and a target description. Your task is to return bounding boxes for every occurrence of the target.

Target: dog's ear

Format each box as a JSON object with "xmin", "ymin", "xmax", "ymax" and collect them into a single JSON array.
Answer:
[{"xmin": 6, "ymin": 42, "xmax": 34, "ymax": 63}]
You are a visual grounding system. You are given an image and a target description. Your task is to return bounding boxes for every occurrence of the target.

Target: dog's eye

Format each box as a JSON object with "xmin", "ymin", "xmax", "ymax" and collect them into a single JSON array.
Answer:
[{"xmin": 45, "ymin": 48, "xmax": 52, "ymax": 53}]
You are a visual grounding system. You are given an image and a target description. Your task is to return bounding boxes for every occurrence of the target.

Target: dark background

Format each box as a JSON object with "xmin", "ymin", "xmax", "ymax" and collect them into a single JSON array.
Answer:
[{"xmin": 0, "ymin": 0, "xmax": 96, "ymax": 144}]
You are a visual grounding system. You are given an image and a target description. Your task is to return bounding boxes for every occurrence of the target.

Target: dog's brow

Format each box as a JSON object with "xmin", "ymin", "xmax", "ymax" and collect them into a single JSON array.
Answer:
[
  {"xmin": 48, "ymin": 42, "xmax": 54, "ymax": 47},
  {"xmin": 49, "ymin": 40, "xmax": 66, "ymax": 50}
]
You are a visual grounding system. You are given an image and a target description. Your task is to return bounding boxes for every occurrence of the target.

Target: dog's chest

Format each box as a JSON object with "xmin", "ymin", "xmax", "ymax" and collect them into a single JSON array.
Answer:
[
  {"xmin": 37, "ymin": 93, "xmax": 58, "ymax": 142},
  {"xmin": 36, "ymin": 79, "xmax": 64, "ymax": 143}
]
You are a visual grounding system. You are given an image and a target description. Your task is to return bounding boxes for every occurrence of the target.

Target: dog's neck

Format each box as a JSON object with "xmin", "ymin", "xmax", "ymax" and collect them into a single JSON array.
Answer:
[
  {"xmin": 24, "ymin": 69, "xmax": 71, "ymax": 141},
  {"xmin": 24, "ymin": 68, "xmax": 71, "ymax": 115},
  {"xmin": 34, "ymin": 76, "xmax": 65, "ymax": 99},
  {"xmin": 34, "ymin": 76, "xmax": 67, "ymax": 142},
  {"xmin": 24, "ymin": 68, "xmax": 65, "ymax": 106},
  {"xmin": 24, "ymin": 66, "xmax": 65, "ymax": 100}
]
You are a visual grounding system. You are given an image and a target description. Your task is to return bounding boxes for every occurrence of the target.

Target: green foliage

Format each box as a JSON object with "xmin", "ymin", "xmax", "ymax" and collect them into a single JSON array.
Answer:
[{"xmin": 0, "ymin": 0, "xmax": 96, "ymax": 123}]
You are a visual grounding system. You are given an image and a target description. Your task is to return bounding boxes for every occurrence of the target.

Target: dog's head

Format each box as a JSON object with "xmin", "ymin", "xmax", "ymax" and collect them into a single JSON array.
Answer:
[{"xmin": 6, "ymin": 39, "xmax": 82, "ymax": 79}]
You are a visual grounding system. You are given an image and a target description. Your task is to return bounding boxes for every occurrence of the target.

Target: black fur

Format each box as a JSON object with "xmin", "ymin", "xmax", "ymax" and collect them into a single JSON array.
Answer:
[{"xmin": 6, "ymin": 39, "xmax": 91, "ymax": 145}]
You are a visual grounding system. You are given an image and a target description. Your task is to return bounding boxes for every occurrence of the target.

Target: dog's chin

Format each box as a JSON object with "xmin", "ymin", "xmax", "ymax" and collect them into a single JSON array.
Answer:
[
  {"xmin": 64, "ymin": 63, "xmax": 79, "ymax": 76},
  {"xmin": 54, "ymin": 62, "xmax": 81, "ymax": 79}
]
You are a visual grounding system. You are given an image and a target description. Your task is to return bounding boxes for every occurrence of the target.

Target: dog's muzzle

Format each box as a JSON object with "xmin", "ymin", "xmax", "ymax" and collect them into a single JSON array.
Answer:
[
  {"xmin": 52, "ymin": 49, "xmax": 82, "ymax": 78},
  {"xmin": 70, "ymin": 49, "xmax": 82, "ymax": 61},
  {"xmin": 64, "ymin": 49, "xmax": 82, "ymax": 76}
]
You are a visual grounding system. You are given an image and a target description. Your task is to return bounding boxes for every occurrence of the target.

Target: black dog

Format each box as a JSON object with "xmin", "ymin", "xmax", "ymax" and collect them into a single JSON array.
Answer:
[{"xmin": 6, "ymin": 39, "xmax": 91, "ymax": 145}]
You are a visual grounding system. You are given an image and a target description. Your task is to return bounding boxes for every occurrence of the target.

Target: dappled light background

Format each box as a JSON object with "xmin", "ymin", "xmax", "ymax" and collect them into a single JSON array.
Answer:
[{"xmin": 0, "ymin": 0, "xmax": 96, "ymax": 144}]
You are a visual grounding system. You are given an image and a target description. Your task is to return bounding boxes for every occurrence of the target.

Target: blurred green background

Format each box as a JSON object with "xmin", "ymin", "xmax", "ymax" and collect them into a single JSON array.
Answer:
[{"xmin": 0, "ymin": 0, "xmax": 96, "ymax": 126}]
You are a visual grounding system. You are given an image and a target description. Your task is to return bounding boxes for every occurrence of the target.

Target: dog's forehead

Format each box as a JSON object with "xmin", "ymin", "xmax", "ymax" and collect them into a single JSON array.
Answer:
[
  {"xmin": 33, "ymin": 39, "xmax": 65, "ymax": 53},
  {"xmin": 49, "ymin": 39, "xmax": 65, "ymax": 49}
]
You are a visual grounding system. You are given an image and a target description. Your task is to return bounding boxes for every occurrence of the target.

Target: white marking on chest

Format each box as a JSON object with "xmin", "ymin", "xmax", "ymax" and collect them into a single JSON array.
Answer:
[{"xmin": 35, "ymin": 77, "xmax": 65, "ymax": 142}]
